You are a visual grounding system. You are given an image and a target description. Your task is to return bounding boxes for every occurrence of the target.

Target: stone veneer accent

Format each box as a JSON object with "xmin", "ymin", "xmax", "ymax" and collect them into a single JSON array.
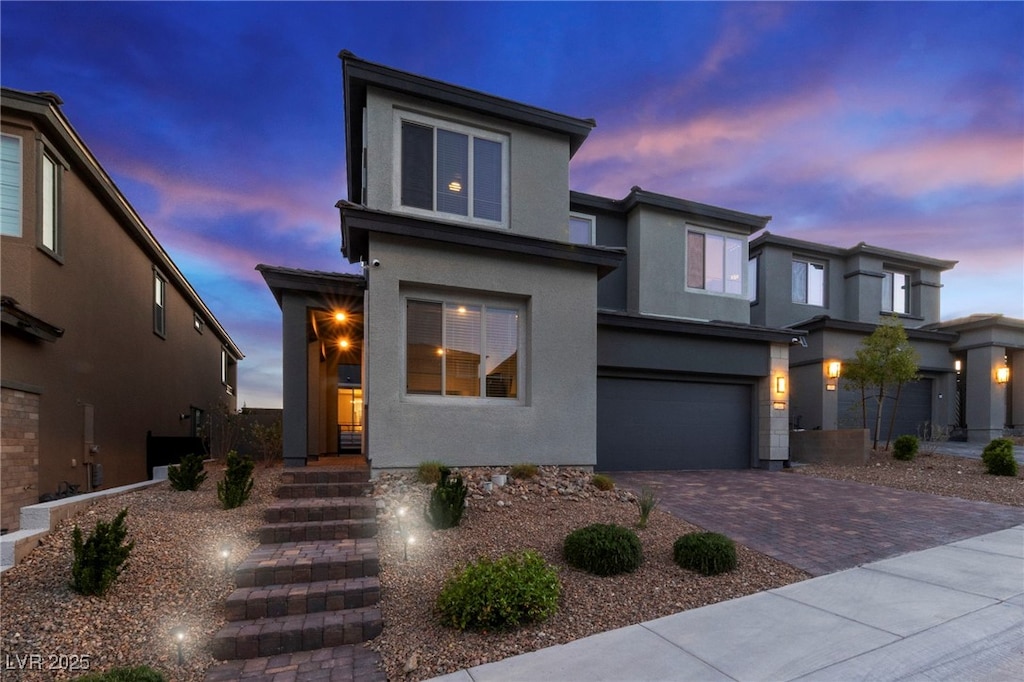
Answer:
[
  {"xmin": 1, "ymin": 387, "xmax": 41, "ymax": 532},
  {"xmin": 758, "ymin": 342, "xmax": 791, "ymax": 469}
]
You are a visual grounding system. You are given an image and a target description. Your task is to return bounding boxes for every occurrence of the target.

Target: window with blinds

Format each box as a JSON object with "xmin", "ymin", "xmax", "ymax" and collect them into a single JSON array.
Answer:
[{"xmin": 0, "ymin": 134, "xmax": 21, "ymax": 237}]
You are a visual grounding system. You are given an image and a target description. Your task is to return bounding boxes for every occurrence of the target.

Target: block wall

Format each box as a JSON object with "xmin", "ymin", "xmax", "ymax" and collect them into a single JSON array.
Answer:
[{"xmin": 1, "ymin": 387, "xmax": 41, "ymax": 532}]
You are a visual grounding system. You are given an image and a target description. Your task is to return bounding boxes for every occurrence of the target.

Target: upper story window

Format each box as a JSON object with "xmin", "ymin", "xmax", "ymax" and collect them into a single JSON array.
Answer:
[
  {"xmin": 1, "ymin": 134, "xmax": 22, "ymax": 237},
  {"xmin": 686, "ymin": 229, "xmax": 743, "ymax": 295},
  {"xmin": 406, "ymin": 296, "xmax": 521, "ymax": 400},
  {"xmin": 569, "ymin": 212, "xmax": 595, "ymax": 245},
  {"xmin": 396, "ymin": 111, "xmax": 508, "ymax": 227},
  {"xmin": 792, "ymin": 258, "xmax": 825, "ymax": 306},
  {"xmin": 747, "ymin": 256, "xmax": 759, "ymax": 303},
  {"xmin": 153, "ymin": 269, "xmax": 167, "ymax": 337},
  {"xmin": 39, "ymin": 150, "xmax": 62, "ymax": 256},
  {"xmin": 882, "ymin": 270, "xmax": 910, "ymax": 314},
  {"xmin": 193, "ymin": 311, "xmax": 204, "ymax": 333},
  {"xmin": 221, "ymin": 348, "xmax": 236, "ymax": 395}
]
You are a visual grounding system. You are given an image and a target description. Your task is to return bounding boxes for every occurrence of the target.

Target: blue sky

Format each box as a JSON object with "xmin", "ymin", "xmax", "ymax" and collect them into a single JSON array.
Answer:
[{"xmin": 3, "ymin": 1, "xmax": 1021, "ymax": 408}]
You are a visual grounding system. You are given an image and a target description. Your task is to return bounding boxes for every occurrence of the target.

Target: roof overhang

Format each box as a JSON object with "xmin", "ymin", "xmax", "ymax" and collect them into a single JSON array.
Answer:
[
  {"xmin": 256, "ymin": 264, "xmax": 366, "ymax": 309},
  {"xmin": 598, "ymin": 309, "xmax": 803, "ymax": 344},
  {"xmin": 1, "ymin": 296, "xmax": 64, "ymax": 342},
  {"xmin": 571, "ymin": 188, "xmax": 771, "ymax": 235},
  {"xmin": 750, "ymin": 232, "xmax": 958, "ymax": 271},
  {"xmin": 791, "ymin": 315, "xmax": 958, "ymax": 343}
]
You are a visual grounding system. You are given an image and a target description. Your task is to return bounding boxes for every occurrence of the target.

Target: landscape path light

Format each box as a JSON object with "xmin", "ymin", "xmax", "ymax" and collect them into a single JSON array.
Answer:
[
  {"xmin": 219, "ymin": 542, "xmax": 232, "ymax": 571},
  {"xmin": 171, "ymin": 625, "xmax": 186, "ymax": 665}
]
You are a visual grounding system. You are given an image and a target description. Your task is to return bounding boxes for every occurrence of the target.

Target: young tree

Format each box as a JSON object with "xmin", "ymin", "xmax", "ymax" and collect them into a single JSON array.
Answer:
[{"xmin": 841, "ymin": 315, "xmax": 920, "ymax": 450}]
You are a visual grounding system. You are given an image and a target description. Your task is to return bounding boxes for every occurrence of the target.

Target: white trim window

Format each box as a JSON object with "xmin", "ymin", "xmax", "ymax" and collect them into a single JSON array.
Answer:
[
  {"xmin": 406, "ymin": 296, "xmax": 522, "ymax": 400},
  {"xmin": 153, "ymin": 269, "xmax": 167, "ymax": 337},
  {"xmin": 569, "ymin": 212, "xmax": 595, "ymax": 245},
  {"xmin": 792, "ymin": 258, "xmax": 825, "ymax": 306},
  {"xmin": 1, "ymin": 134, "xmax": 22, "ymax": 237},
  {"xmin": 40, "ymin": 150, "xmax": 61, "ymax": 254},
  {"xmin": 686, "ymin": 229, "xmax": 744, "ymax": 295},
  {"xmin": 882, "ymin": 270, "xmax": 910, "ymax": 314},
  {"xmin": 395, "ymin": 111, "xmax": 509, "ymax": 227}
]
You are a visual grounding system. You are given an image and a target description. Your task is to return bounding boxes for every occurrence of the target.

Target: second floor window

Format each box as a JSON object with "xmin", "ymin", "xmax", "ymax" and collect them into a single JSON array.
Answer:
[
  {"xmin": 1, "ymin": 134, "xmax": 21, "ymax": 237},
  {"xmin": 792, "ymin": 259, "xmax": 825, "ymax": 306},
  {"xmin": 882, "ymin": 270, "xmax": 910, "ymax": 314},
  {"xmin": 40, "ymin": 151, "xmax": 62, "ymax": 256},
  {"xmin": 153, "ymin": 270, "xmax": 167, "ymax": 337},
  {"xmin": 398, "ymin": 112, "xmax": 508, "ymax": 227},
  {"xmin": 569, "ymin": 212, "xmax": 595, "ymax": 245},
  {"xmin": 687, "ymin": 230, "xmax": 743, "ymax": 295}
]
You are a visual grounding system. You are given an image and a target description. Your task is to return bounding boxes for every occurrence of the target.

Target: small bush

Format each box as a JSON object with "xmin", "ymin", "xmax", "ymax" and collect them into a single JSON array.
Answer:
[
  {"xmin": 982, "ymin": 438, "xmax": 1018, "ymax": 477},
  {"xmin": 892, "ymin": 435, "xmax": 919, "ymax": 461},
  {"xmin": 509, "ymin": 463, "xmax": 538, "ymax": 480},
  {"xmin": 673, "ymin": 532, "xmax": 737, "ymax": 576},
  {"xmin": 79, "ymin": 666, "xmax": 166, "ymax": 682},
  {"xmin": 425, "ymin": 467, "xmax": 468, "ymax": 529},
  {"xmin": 217, "ymin": 450, "xmax": 255, "ymax": 509},
  {"xmin": 591, "ymin": 473, "xmax": 615, "ymax": 491},
  {"xmin": 437, "ymin": 550, "xmax": 560, "ymax": 630},
  {"xmin": 563, "ymin": 523, "xmax": 643, "ymax": 576},
  {"xmin": 637, "ymin": 487, "xmax": 658, "ymax": 529},
  {"xmin": 71, "ymin": 507, "xmax": 135, "ymax": 596},
  {"xmin": 167, "ymin": 453, "xmax": 208, "ymax": 491},
  {"xmin": 417, "ymin": 460, "xmax": 446, "ymax": 484}
]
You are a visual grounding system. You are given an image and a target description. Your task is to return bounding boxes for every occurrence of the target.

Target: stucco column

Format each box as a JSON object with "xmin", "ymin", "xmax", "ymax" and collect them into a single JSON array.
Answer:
[
  {"xmin": 965, "ymin": 345, "xmax": 1005, "ymax": 443},
  {"xmin": 758, "ymin": 342, "xmax": 790, "ymax": 470},
  {"xmin": 281, "ymin": 295, "xmax": 309, "ymax": 467}
]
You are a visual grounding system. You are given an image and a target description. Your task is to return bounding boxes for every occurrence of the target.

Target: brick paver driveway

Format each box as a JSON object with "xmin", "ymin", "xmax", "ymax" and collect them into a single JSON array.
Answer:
[{"xmin": 614, "ymin": 470, "xmax": 1024, "ymax": 576}]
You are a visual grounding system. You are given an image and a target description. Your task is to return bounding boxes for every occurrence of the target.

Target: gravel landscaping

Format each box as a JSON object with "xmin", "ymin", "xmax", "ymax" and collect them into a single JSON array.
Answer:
[{"xmin": 0, "ymin": 450, "xmax": 1019, "ymax": 681}]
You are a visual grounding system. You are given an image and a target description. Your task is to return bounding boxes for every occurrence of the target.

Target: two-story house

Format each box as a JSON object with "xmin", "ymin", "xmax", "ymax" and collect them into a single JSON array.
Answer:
[
  {"xmin": 262, "ymin": 53, "xmax": 798, "ymax": 474},
  {"xmin": 0, "ymin": 88, "xmax": 242, "ymax": 531}
]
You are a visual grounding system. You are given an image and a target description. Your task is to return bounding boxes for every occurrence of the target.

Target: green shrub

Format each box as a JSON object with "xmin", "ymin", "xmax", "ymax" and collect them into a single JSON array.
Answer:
[
  {"xmin": 591, "ymin": 473, "xmax": 615, "ymax": 491},
  {"xmin": 217, "ymin": 450, "xmax": 255, "ymax": 509},
  {"xmin": 417, "ymin": 460, "xmax": 446, "ymax": 484},
  {"xmin": 892, "ymin": 435, "xmax": 919, "ymax": 461},
  {"xmin": 673, "ymin": 532, "xmax": 737, "ymax": 576},
  {"xmin": 563, "ymin": 523, "xmax": 643, "ymax": 576},
  {"xmin": 71, "ymin": 507, "xmax": 135, "ymax": 596},
  {"xmin": 637, "ymin": 487, "xmax": 658, "ymax": 529},
  {"xmin": 437, "ymin": 550, "xmax": 560, "ymax": 630},
  {"xmin": 167, "ymin": 453, "xmax": 208, "ymax": 491},
  {"xmin": 425, "ymin": 467, "xmax": 468, "ymax": 529},
  {"xmin": 982, "ymin": 438, "xmax": 1018, "ymax": 477},
  {"xmin": 78, "ymin": 666, "xmax": 166, "ymax": 682},
  {"xmin": 509, "ymin": 463, "xmax": 538, "ymax": 480}
]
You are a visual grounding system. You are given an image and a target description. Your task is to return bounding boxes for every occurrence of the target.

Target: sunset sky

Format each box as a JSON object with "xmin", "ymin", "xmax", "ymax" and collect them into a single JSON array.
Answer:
[{"xmin": 2, "ymin": 1, "xmax": 1021, "ymax": 408}]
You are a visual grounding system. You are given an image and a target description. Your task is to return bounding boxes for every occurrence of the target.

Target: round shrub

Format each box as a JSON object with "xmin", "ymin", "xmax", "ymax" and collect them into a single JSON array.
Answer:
[
  {"xmin": 892, "ymin": 434, "xmax": 919, "ymax": 461},
  {"xmin": 417, "ymin": 460, "xmax": 446, "ymax": 484},
  {"xmin": 563, "ymin": 523, "xmax": 642, "ymax": 576},
  {"xmin": 436, "ymin": 550, "xmax": 560, "ymax": 631},
  {"xmin": 591, "ymin": 473, "xmax": 615, "ymax": 491},
  {"xmin": 982, "ymin": 438, "xmax": 1018, "ymax": 477},
  {"xmin": 673, "ymin": 532, "xmax": 737, "ymax": 576}
]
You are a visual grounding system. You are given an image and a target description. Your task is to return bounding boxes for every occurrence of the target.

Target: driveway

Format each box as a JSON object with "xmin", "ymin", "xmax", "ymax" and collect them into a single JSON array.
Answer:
[{"xmin": 614, "ymin": 469, "xmax": 1024, "ymax": 576}]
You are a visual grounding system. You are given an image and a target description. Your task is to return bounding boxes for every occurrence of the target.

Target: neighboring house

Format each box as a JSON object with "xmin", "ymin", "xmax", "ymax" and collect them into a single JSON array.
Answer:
[
  {"xmin": 262, "ymin": 53, "xmax": 797, "ymax": 474},
  {"xmin": 0, "ymin": 88, "xmax": 242, "ymax": 532},
  {"xmin": 749, "ymin": 232, "xmax": 1023, "ymax": 442}
]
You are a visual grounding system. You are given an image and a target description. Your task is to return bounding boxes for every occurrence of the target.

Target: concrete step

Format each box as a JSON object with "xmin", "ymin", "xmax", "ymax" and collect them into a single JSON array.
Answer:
[
  {"xmin": 274, "ymin": 481, "xmax": 372, "ymax": 499},
  {"xmin": 258, "ymin": 518, "xmax": 378, "ymax": 544},
  {"xmin": 224, "ymin": 576, "xmax": 381, "ymax": 621},
  {"xmin": 210, "ymin": 606, "xmax": 383, "ymax": 660},
  {"xmin": 204, "ymin": 644, "xmax": 385, "ymax": 681},
  {"xmin": 263, "ymin": 497, "xmax": 377, "ymax": 524},
  {"xmin": 234, "ymin": 539, "xmax": 379, "ymax": 588},
  {"xmin": 280, "ymin": 469, "xmax": 370, "ymax": 485}
]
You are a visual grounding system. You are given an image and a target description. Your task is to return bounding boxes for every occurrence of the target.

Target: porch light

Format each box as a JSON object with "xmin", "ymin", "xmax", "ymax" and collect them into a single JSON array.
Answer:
[
  {"xmin": 996, "ymin": 366, "xmax": 1010, "ymax": 384},
  {"xmin": 338, "ymin": 339, "xmax": 350, "ymax": 350},
  {"xmin": 775, "ymin": 376, "xmax": 786, "ymax": 395},
  {"xmin": 171, "ymin": 626, "xmax": 186, "ymax": 665},
  {"xmin": 334, "ymin": 311, "xmax": 347, "ymax": 323},
  {"xmin": 954, "ymin": 359, "xmax": 962, "ymax": 373},
  {"xmin": 826, "ymin": 361, "xmax": 842, "ymax": 379}
]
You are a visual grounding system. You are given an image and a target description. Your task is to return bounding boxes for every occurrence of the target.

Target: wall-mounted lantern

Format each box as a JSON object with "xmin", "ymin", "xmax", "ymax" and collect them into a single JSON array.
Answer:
[
  {"xmin": 775, "ymin": 375, "xmax": 787, "ymax": 395},
  {"xmin": 954, "ymin": 359, "xmax": 962, "ymax": 373},
  {"xmin": 996, "ymin": 366, "xmax": 1010, "ymax": 384},
  {"xmin": 826, "ymin": 361, "xmax": 842, "ymax": 379}
]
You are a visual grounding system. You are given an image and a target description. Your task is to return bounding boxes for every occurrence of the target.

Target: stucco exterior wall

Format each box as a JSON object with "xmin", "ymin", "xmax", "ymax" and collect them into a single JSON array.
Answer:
[
  {"xmin": 363, "ymin": 88, "xmax": 570, "ymax": 242},
  {"xmin": 363, "ymin": 233, "xmax": 597, "ymax": 469}
]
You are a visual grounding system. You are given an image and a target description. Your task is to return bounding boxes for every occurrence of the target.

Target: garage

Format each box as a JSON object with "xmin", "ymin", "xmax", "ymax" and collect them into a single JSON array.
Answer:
[
  {"xmin": 838, "ymin": 377, "xmax": 933, "ymax": 439},
  {"xmin": 597, "ymin": 376, "xmax": 753, "ymax": 471}
]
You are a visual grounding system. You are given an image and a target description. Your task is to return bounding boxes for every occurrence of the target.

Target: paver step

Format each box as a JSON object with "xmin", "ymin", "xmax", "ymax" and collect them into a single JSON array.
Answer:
[
  {"xmin": 280, "ymin": 469, "xmax": 370, "ymax": 485},
  {"xmin": 224, "ymin": 576, "xmax": 381, "ymax": 621},
  {"xmin": 263, "ymin": 497, "xmax": 377, "ymax": 523},
  {"xmin": 204, "ymin": 643, "xmax": 385, "ymax": 681},
  {"xmin": 275, "ymin": 481, "xmax": 372, "ymax": 499},
  {"xmin": 235, "ymin": 539, "xmax": 379, "ymax": 588},
  {"xmin": 258, "ymin": 518, "xmax": 378, "ymax": 544},
  {"xmin": 211, "ymin": 606, "xmax": 382, "ymax": 660}
]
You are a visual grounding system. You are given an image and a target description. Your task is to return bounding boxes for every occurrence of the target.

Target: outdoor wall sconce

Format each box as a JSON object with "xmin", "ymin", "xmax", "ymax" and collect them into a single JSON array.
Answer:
[
  {"xmin": 171, "ymin": 626, "xmax": 186, "ymax": 665},
  {"xmin": 826, "ymin": 361, "xmax": 842, "ymax": 379},
  {"xmin": 338, "ymin": 339, "xmax": 350, "ymax": 350},
  {"xmin": 334, "ymin": 311, "xmax": 347, "ymax": 322},
  {"xmin": 996, "ymin": 366, "xmax": 1010, "ymax": 384},
  {"xmin": 954, "ymin": 359, "xmax": 962, "ymax": 373},
  {"xmin": 775, "ymin": 376, "xmax": 786, "ymax": 394}
]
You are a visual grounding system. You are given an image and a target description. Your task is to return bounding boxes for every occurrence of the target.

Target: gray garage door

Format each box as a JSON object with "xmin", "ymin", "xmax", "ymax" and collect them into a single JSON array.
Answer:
[
  {"xmin": 597, "ymin": 377, "xmax": 752, "ymax": 471},
  {"xmin": 838, "ymin": 378, "xmax": 932, "ymax": 440}
]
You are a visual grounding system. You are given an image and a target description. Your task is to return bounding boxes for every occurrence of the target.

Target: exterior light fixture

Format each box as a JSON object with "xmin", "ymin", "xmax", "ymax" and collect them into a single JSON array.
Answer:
[
  {"xmin": 775, "ymin": 376, "xmax": 786, "ymax": 395},
  {"xmin": 171, "ymin": 626, "xmax": 186, "ymax": 665},
  {"xmin": 334, "ymin": 311, "xmax": 347, "ymax": 323},
  {"xmin": 404, "ymin": 535, "xmax": 415, "ymax": 560},
  {"xmin": 448, "ymin": 180, "xmax": 462, "ymax": 193},
  {"xmin": 219, "ymin": 543, "xmax": 231, "ymax": 571},
  {"xmin": 338, "ymin": 339, "xmax": 350, "ymax": 350},
  {"xmin": 954, "ymin": 359, "xmax": 962, "ymax": 373},
  {"xmin": 772, "ymin": 401, "xmax": 786, "ymax": 411},
  {"xmin": 996, "ymin": 366, "xmax": 1010, "ymax": 384},
  {"xmin": 826, "ymin": 361, "xmax": 842, "ymax": 379}
]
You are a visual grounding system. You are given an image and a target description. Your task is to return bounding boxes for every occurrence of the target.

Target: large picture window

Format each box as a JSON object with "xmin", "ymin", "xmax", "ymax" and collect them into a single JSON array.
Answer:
[
  {"xmin": 406, "ymin": 297, "xmax": 520, "ymax": 399},
  {"xmin": 882, "ymin": 270, "xmax": 910, "ymax": 314},
  {"xmin": 397, "ymin": 112, "xmax": 508, "ymax": 226},
  {"xmin": 1, "ymin": 134, "xmax": 22, "ymax": 237},
  {"xmin": 686, "ymin": 230, "xmax": 743, "ymax": 295},
  {"xmin": 792, "ymin": 259, "xmax": 825, "ymax": 306}
]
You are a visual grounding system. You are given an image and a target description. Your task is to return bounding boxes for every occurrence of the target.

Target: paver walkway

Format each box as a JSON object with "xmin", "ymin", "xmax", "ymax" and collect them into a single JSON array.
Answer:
[{"xmin": 614, "ymin": 469, "xmax": 1024, "ymax": 576}]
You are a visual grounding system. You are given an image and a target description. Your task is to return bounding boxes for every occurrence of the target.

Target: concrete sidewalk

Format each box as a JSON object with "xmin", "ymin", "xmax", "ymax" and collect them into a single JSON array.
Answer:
[{"xmin": 428, "ymin": 525, "xmax": 1023, "ymax": 682}]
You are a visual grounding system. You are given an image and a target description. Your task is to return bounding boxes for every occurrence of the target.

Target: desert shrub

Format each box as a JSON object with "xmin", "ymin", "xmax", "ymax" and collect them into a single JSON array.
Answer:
[
  {"xmin": 509, "ymin": 463, "xmax": 538, "ymax": 480},
  {"xmin": 217, "ymin": 450, "xmax": 255, "ymax": 509},
  {"xmin": 436, "ymin": 550, "xmax": 560, "ymax": 630},
  {"xmin": 79, "ymin": 666, "xmax": 166, "ymax": 682},
  {"xmin": 167, "ymin": 453, "xmax": 208, "ymax": 491},
  {"xmin": 563, "ymin": 523, "xmax": 643, "ymax": 576},
  {"xmin": 892, "ymin": 435, "xmax": 919, "ymax": 461},
  {"xmin": 673, "ymin": 532, "xmax": 737, "ymax": 576},
  {"xmin": 71, "ymin": 507, "xmax": 135, "ymax": 596},
  {"xmin": 591, "ymin": 473, "xmax": 615, "ymax": 491},
  {"xmin": 637, "ymin": 487, "xmax": 658, "ymax": 529},
  {"xmin": 982, "ymin": 438, "xmax": 1018, "ymax": 477},
  {"xmin": 417, "ymin": 460, "xmax": 446, "ymax": 484},
  {"xmin": 425, "ymin": 467, "xmax": 468, "ymax": 529}
]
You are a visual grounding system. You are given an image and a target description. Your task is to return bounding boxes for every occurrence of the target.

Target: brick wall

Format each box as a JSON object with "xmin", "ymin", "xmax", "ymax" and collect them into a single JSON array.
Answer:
[{"xmin": 1, "ymin": 387, "xmax": 40, "ymax": 532}]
